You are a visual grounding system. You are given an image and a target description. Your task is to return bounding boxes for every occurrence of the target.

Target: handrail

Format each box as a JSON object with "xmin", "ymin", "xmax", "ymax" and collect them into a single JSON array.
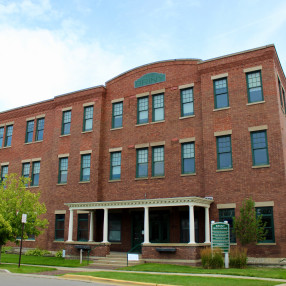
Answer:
[{"xmin": 126, "ymin": 243, "xmax": 141, "ymax": 267}]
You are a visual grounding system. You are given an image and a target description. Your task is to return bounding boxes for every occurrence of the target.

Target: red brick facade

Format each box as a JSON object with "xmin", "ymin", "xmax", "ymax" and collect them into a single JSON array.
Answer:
[{"xmin": 0, "ymin": 45, "xmax": 285, "ymax": 259}]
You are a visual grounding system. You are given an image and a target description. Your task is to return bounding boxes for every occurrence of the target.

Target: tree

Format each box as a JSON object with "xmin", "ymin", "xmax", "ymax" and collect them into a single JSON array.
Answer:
[
  {"xmin": 233, "ymin": 198, "xmax": 267, "ymax": 246},
  {"xmin": 0, "ymin": 174, "xmax": 48, "ymax": 263}
]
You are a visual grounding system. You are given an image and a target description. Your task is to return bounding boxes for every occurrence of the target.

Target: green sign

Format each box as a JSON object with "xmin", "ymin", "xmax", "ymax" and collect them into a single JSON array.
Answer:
[
  {"xmin": 211, "ymin": 222, "xmax": 230, "ymax": 253},
  {"xmin": 134, "ymin": 73, "xmax": 166, "ymax": 88}
]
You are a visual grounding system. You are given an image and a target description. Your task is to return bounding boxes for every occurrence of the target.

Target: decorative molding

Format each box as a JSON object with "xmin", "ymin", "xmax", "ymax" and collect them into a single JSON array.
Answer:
[
  {"xmin": 214, "ymin": 130, "xmax": 232, "ymax": 137},
  {"xmin": 211, "ymin": 73, "xmax": 228, "ymax": 80},
  {"xmin": 21, "ymin": 159, "xmax": 31, "ymax": 163},
  {"xmin": 32, "ymin": 158, "xmax": 41, "ymax": 162},
  {"xmin": 248, "ymin": 125, "xmax": 268, "ymax": 132},
  {"xmin": 109, "ymin": 147, "xmax": 122, "ymax": 152},
  {"xmin": 136, "ymin": 92, "xmax": 149, "ymax": 98},
  {"xmin": 5, "ymin": 121, "xmax": 14, "ymax": 126},
  {"xmin": 255, "ymin": 201, "xmax": 274, "ymax": 207},
  {"xmin": 1, "ymin": 162, "xmax": 9, "ymax": 166},
  {"xmin": 80, "ymin": 150, "xmax": 92, "ymax": 155},
  {"xmin": 243, "ymin": 65, "xmax": 262, "ymax": 73},
  {"xmin": 83, "ymin": 102, "xmax": 95, "ymax": 107},
  {"xmin": 150, "ymin": 141, "xmax": 165, "ymax": 146},
  {"xmin": 58, "ymin": 153, "xmax": 69, "ymax": 158},
  {"xmin": 65, "ymin": 196, "xmax": 214, "ymax": 210},
  {"xmin": 179, "ymin": 137, "xmax": 195, "ymax": 143},
  {"xmin": 62, "ymin": 107, "xmax": 72, "ymax": 111},
  {"xmin": 77, "ymin": 210, "xmax": 89, "ymax": 214},
  {"xmin": 26, "ymin": 117, "xmax": 35, "ymax": 121},
  {"xmin": 55, "ymin": 210, "xmax": 66, "ymax": 214},
  {"xmin": 179, "ymin": 83, "xmax": 194, "ymax": 89},
  {"xmin": 135, "ymin": 143, "xmax": 149, "ymax": 149},
  {"xmin": 36, "ymin": 114, "xmax": 45, "ymax": 119},
  {"xmin": 151, "ymin": 89, "xmax": 165, "ymax": 95}
]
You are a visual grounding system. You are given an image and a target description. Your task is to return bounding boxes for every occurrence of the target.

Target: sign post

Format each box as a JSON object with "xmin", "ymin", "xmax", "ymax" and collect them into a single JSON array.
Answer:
[
  {"xmin": 211, "ymin": 221, "xmax": 230, "ymax": 268},
  {"xmin": 18, "ymin": 214, "xmax": 27, "ymax": 268}
]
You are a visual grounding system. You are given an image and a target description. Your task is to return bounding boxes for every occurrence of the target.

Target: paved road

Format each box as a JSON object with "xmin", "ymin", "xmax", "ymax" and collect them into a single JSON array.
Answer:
[{"xmin": 0, "ymin": 273, "xmax": 120, "ymax": 286}]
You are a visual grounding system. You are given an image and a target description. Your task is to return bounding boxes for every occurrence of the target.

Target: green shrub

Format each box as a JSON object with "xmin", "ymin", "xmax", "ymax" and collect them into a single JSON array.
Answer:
[
  {"xmin": 200, "ymin": 247, "xmax": 224, "ymax": 269},
  {"xmin": 55, "ymin": 250, "xmax": 63, "ymax": 258},
  {"xmin": 25, "ymin": 248, "xmax": 51, "ymax": 256},
  {"xmin": 1, "ymin": 246, "xmax": 13, "ymax": 253},
  {"xmin": 230, "ymin": 247, "xmax": 247, "ymax": 268}
]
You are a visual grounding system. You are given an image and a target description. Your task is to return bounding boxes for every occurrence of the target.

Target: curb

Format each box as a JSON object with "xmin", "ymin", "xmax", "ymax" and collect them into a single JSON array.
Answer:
[
  {"xmin": 0, "ymin": 269, "xmax": 11, "ymax": 273},
  {"xmin": 63, "ymin": 274, "xmax": 173, "ymax": 286}
]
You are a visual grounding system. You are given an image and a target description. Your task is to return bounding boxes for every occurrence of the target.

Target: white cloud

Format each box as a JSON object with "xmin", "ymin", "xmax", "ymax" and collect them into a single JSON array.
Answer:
[{"xmin": 0, "ymin": 26, "xmax": 125, "ymax": 112}]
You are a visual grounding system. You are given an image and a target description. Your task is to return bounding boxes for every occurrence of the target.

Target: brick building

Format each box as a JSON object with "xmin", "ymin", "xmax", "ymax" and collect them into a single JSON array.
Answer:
[{"xmin": 0, "ymin": 44, "xmax": 286, "ymax": 262}]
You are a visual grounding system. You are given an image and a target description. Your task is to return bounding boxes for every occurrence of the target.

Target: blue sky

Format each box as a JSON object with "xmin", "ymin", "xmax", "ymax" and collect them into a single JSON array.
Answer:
[{"xmin": 0, "ymin": 0, "xmax": 286, "ymax": 112}]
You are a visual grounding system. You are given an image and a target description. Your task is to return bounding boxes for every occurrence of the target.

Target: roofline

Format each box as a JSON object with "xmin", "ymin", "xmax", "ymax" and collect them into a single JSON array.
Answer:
[
  {"xmin": 0, "ymin": 85, "xmax": 105, "ymax": 115},
  {"xmin": 105, "ymin": 58, "xmax": 202, "ymax": 84},
  {"xmin": 199, "ymin": 44, "xmax": 275, "ymax": 64}
]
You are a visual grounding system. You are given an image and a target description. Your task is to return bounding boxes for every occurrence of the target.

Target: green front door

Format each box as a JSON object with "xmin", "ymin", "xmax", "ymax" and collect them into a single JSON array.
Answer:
[{"xmin": 131, "ymin": 212, "xmax": 144, "ymax": 253}]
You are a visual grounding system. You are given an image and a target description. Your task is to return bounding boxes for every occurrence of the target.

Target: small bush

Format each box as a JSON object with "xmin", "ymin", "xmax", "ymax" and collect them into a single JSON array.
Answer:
[
  {"xmin": 230, "ymin": 247, "xmax": 247, "ymax": 268},
  {"xmin": 55, "ymin": 250, "xmax": 63, "ymax": 258},
  {"xmin": 1, "ymin": 246, "xmax": 13, "ymax": 253},
  {"xmin": 25, "ymin": 248, "xmax": 51, "ymax": 256},
  {"xmin": 200, "ymin": 247, "xmax": 224, "ymax": 269}
]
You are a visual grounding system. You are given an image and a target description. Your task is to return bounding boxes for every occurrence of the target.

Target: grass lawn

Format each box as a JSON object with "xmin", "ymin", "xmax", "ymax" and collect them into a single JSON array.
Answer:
[
  {"xmin": 121, "ymin": 263, "xmax": 286, "ymax": 280},
  {"xmin": 71, "ymin": 271, "xmax": 279, "ymax": 286},
  {"xmin": 0, "ymin": 264, "xmax": 56, "ymax": 274},
  {"xmin": 1, "ymin": 253, "xmax": 88, "ymax": 267}
]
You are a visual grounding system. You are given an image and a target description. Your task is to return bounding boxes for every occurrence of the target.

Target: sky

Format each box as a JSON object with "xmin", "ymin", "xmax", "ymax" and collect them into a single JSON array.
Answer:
[{"xmin": 0, "ymin": 0, "xmax": 286, "ymax": 113}]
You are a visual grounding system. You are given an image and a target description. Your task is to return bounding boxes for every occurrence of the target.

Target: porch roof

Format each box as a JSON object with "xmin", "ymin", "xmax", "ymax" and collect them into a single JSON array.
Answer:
[{"xmin": 65, "ymin": 196, "xmax": 213, "ymax": 210}]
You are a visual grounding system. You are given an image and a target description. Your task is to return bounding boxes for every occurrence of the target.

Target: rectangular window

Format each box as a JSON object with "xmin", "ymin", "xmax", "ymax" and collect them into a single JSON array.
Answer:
[
  {"xmin": 246, "ymin": 71, "xmax": 263, "ymax": 103},
  {"xmin": 278, "ymin": 78, "xmax": 283, "ymax": 110},
  {"xmin": 77, "ymin": 214, "xmax": 88, "ymax": 241},
  {"xmin": 31, "ymin": 161, "xmax": 40, "ymax": 186},
  {"xmin": 217, "ymin": 135, "xmax": 232, "ymax": 170},
  {"xmin": 1, "ymin": 165, "xmax": 8, "ymax": 182},
  {"xmin": 283, "ymin": 88, "xmax": 286, "ymax": 114},
  {"xmin": 181, "ymin": 88, "xmax": 194, "ymax": 117},
  {"xmin": 136, "ymin": 148, "xmax": 148, "ymax": 178},
  {"xmin": 5, "ymin": 125, "xmax": 13, "ymax": 147},
  {"xmin": 181, "ymin": 142, "xmax": 195, "ymax": 174},
  {"xmin": 112, "ymin": 102, "xmax": 123, "ymax": 128},
  {"xmin": 214, "ymin": 78, "xmax": 229, "ymax": 109},
  {"xmin": 251, "ymin": 130, "xmax": 269, "ymax": 166},
  {"xmin": 152, "ymin": 94, "xmax": 164, "ymax": 122},
  {"xmin": 0, "ymin": 127, "xmax": 4, "ymax": 148},
  {"xmin": 35, "ymin": 118, "xmax": 45, "ymax": 141},
  {"xmin": 137, "ymin": 97, "xmax": 149, "ymax": 124},
  {"xmin": 110, "ymin": 152, "xmax": 121, "ymax": 180},
  {"xmin": 55, "ymin": 214, "xmax": 65, "ymax": 241},
  {"xmin": 22, "ymin": 162, "xmax": 30, "ymax": 187},
  {"xmin": 80, "ymin": 154, "xmax": 91, "ymax": 182},
  {"xmin": 83, "ymin": 106, "xmax": 93, "ymax": 131},
  {"xmin": 108, "ymin": 213, "xmax": 121, "ymax": 242},
  {"xmin": 61, "ymin": 110, "xmax": 71, "ymax": 135},
  {"xmin": 25, "ymin": 120, "xmax": 34, "ymax": 143},
  {"xmin": 58, "ymin": 157, "xmax": 68, "ymax": 184},
  {"xmin": 256, "ymin": 207, "xmax": 275, "ymax": 243},
  {"xmin": 219, "ymin": 208, "xmax": 236, "ymax": 243},
  {"xmin": 152, "ymin": 146, "xmax": 164, "ymax": 177}
]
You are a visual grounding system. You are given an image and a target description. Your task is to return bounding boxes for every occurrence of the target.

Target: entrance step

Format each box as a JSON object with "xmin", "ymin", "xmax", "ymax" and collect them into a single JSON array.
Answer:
[{"xmin": 89, "ymin": 251, "xmax": 142, "ymax": 269}]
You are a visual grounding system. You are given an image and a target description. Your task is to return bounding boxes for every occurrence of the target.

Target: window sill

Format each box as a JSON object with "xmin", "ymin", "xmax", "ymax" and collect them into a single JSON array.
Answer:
[
  {"xmin": 213, "ymin": 107, "xmax": 230, "ymax": 112},
  {"xmin": 216, "ymin": 168, "xmax": 233, "ymax": 172},
  {"xmin": 151, "ymin": 176, "xmax": 165, "ymax": 179},
  {"xmin": 2, "ymin": 146, "xmax": 11, "ymax": 149},
  {"xmin": 247, "ymin": 100, "xmax": 265, "ymax": 106},
  {"xmin": 110, "ymin": 127, "xmax": 123, "ymax": 131},
  {"xmin": 57, "ymin": 183, "xmax": 67, "ymax": 186},
  {"xmin": 82, "ymin": 130, "xmax": 93, "ymax": 134},
  {"xmin": 29, "ymin": 185, "xmax": 39, "ymax": 188},
  {"xmin": 53, "ymin": 240, "xmax": 65, "ymax": 243},
  {"xmin": 181, "ymin": 173, "xmax": 196, "ymax": 176},
  {"xmin": 25, "ymin": 140, "xmax": 43, "ymax": 145},
  {"xmin": 252, "ymin": 164, "xmax": 270, "ymax": 169},
  {"xmin": 135, "ymin": 177, "xmax": 148, "ymax": 180},
  {"xmin": 179, "ymin": 115, "xmax": 195, "ymax": 120},
  {"xmin": 108, "ymin": 179, "xmax": 121, "ymax": 183},
  {"xmin": 136, "ymin": 123, "xmax": 149, "ymax": 127},
  {"xmin": 230, "ymin": 243, "xmax": 237, "ymax": 245},
  {"xmin": 79, "ymin": 181, "xmax": 90, "ymax": 184},
  {"xmin": 60, "ymin": 134, "xmax": 70, "ymax": 137},
  {"xmin": 256, "ymin": 242, "xmax": 276, "ymax": 246},
  {"xmin": 150, "ymin": 120, "xmax": 165, "ymax": 124},
  {"xmin": 110, "ymin": 242, "xmax": 122, "ymax": 244}
]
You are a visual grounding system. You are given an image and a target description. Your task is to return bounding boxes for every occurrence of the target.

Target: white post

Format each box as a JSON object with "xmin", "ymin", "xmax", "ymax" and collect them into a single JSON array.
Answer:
[
  {"xmin": 89, "ymin": 211, "xmax": 94, "ymax": 242},
  {"xmin": 67, "ymin": 209, "xmax": 74, "ymax": 242},
  {"xmin": 102, "ymin": 208, "xmax": 108, "ymax": 243},
  {"xmin": 144, "ymin": 207, "xmax": 150, "ymax": 244},
  {"xmin": 80, "ymin": 249, "xmax": 83, "ymax": 264},
  {"xmin": 204, "ymin": 207, "xmax": 210, "ymax": 243},
  {"xmin": 225, "ymin": 252, "xmax": 229, "ymax": 268},
  {"xmin": 188, "ymin": 205, "xmax": 195, "ymax": 244}
]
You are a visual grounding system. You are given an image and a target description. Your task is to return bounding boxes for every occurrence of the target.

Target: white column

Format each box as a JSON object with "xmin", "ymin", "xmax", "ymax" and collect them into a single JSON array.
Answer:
[
  {"xmin": 102, "ymin": 208, "xmax": 108, "ymax": 243},
  {"xmin": 89, "ymin": 211, "xmax": 94, "ymax": 242},
  {"xmin": 188, "ymin": 205, "xmax": 195, "ymax": 244},
  {"xmin": 204, "ymin": 207, "xmax": 210, "ymax": 243},
  {"xmin": 144, "ymin": 207, "xmax": 150, "ymax": 244},
  {"xmin": 67, "ymin": 209, "xmax": 74, "ymax": 242}
]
